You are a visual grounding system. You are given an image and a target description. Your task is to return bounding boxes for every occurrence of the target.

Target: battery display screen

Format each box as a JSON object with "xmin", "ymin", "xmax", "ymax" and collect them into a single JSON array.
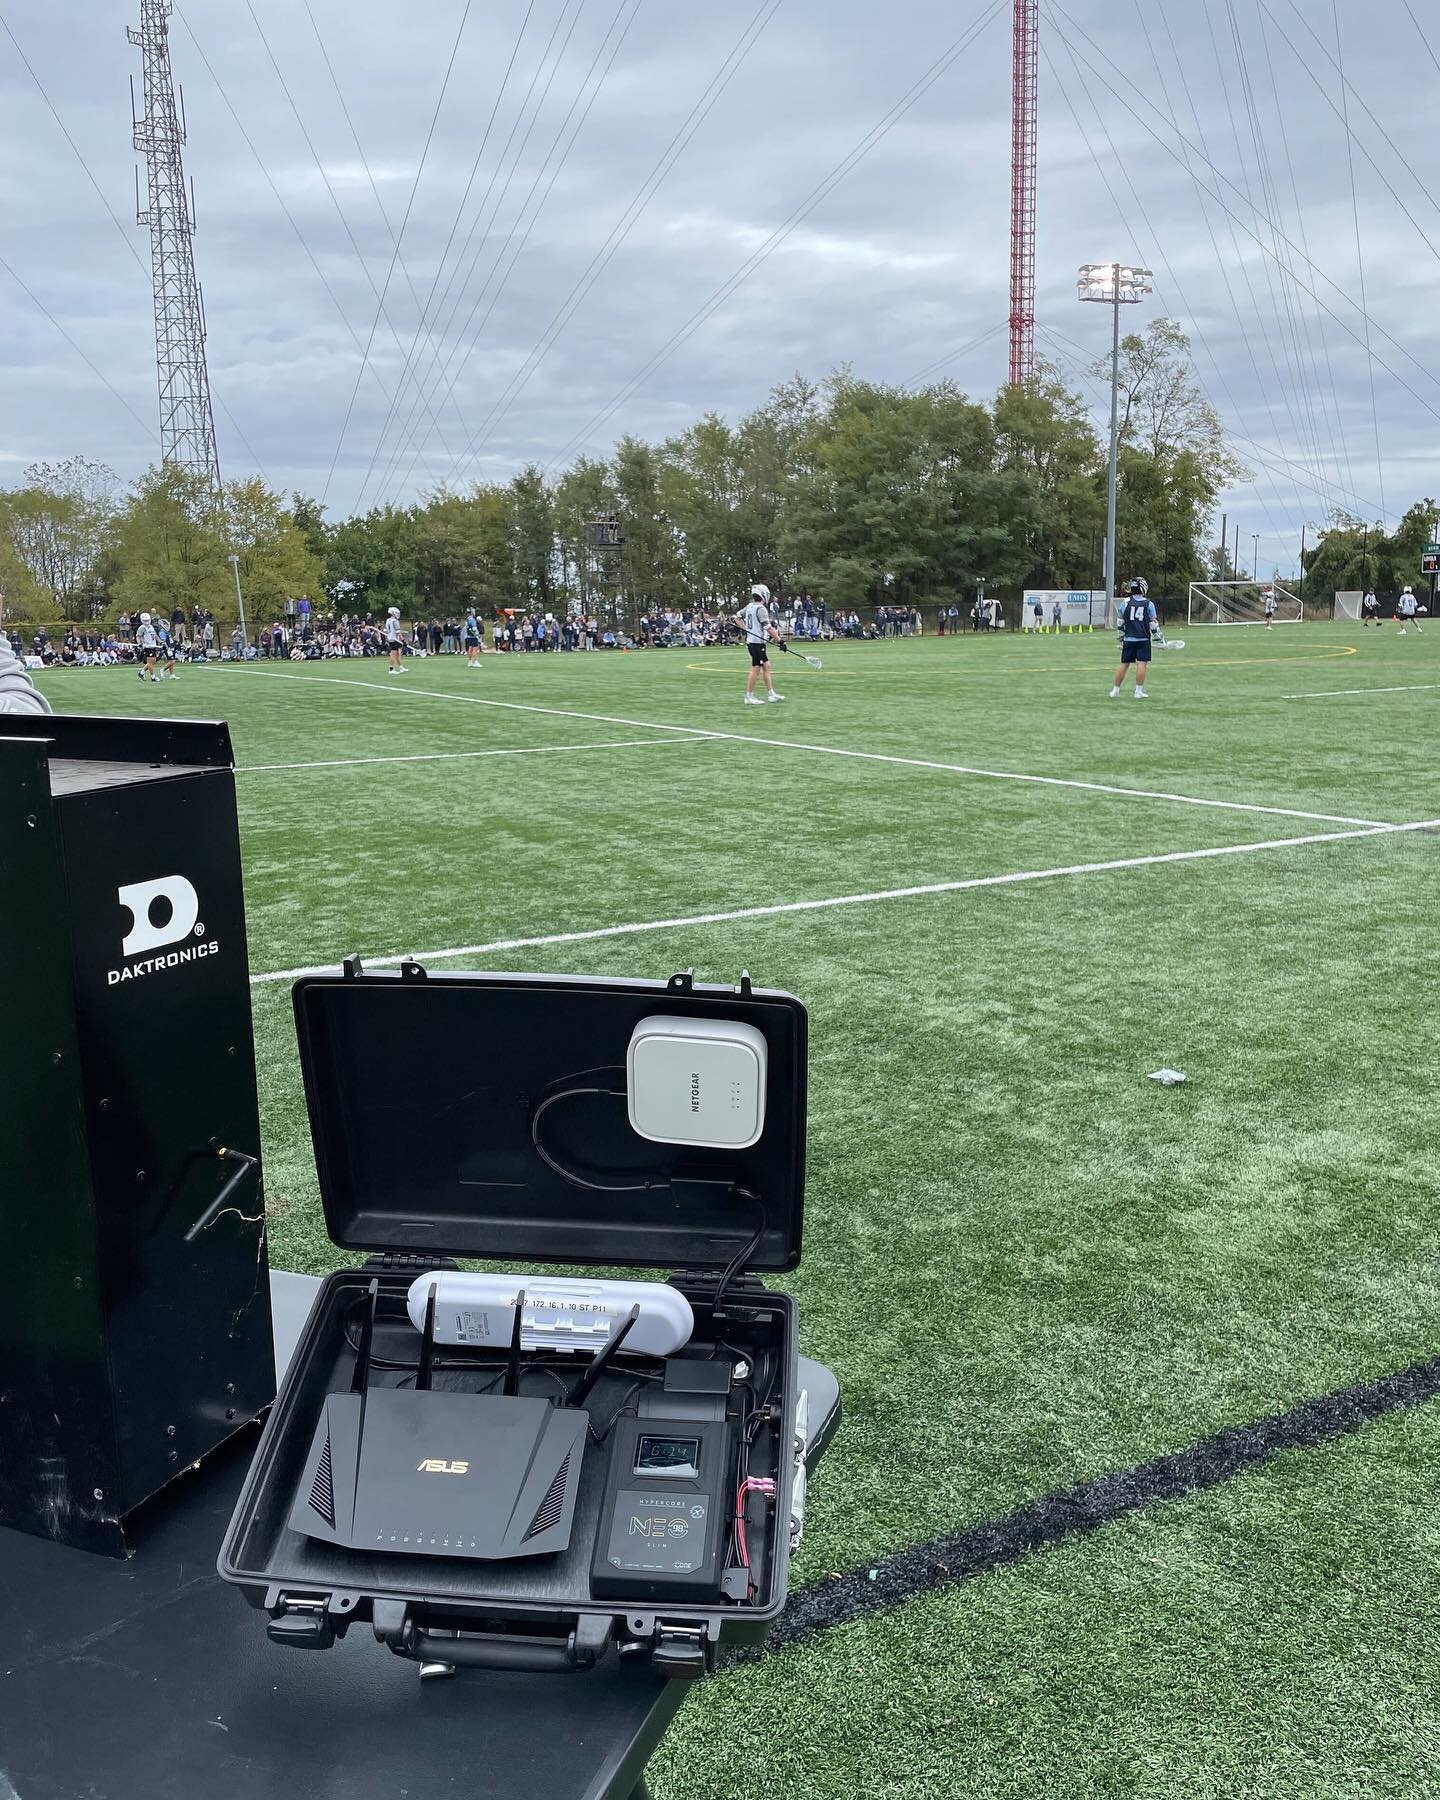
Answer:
[{"xmin": 633, "ymin": 1434, "xmax": 702, "ymax": 1479}]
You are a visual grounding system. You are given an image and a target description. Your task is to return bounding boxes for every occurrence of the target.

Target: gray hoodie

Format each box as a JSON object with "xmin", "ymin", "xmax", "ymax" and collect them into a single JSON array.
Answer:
[{"xmin": 0, "ymin": 632, "xmax": 51, "ymax": 715}]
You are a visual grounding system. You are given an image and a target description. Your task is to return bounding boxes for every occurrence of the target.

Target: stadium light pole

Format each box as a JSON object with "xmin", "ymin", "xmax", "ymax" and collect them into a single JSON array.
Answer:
[
  {"xmin": 1078, "ymin": 263, "xmax": 1152, "ymax": 619},
  {"xmin": 1252, "ymin": 534, "xmax": 1260, "ymax": 580}
]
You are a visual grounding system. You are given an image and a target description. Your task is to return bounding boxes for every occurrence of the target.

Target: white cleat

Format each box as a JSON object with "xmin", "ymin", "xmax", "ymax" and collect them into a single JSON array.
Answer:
[
  {"xmin": 1399, "ymin": 628, "xmax": 1407, "ymax": 636},
  {"xmin": 1134, "ymin": 686, "xmax": 1149, "ymax": 698},
  {"xmin": 766, "ymin": 691, "xmax": 785, "ymax": 702},
  {"xmin": 1109, "ymin": 686, "xmax": 1121, "ymax": 698},
  {"xmin": 744, "ymin": 694, "xmax": 764, "ymax": 705}
]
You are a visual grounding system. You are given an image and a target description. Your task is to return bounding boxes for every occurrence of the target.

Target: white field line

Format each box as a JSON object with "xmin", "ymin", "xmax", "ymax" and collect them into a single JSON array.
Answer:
[
  {"xmin": 250, "ymin": 818, "xmax": 1440, "ymax": 986},
  {"xmin": 1283, "ymin": 682, "xmax": 1440, "ymax": 701},
  {"xmin": 220, "ymin": 667, "xmax": 1389, "ymax": 829},
  {"xmin": 238, "ymin": 736, "xmax": 717, "ymax": 774}
]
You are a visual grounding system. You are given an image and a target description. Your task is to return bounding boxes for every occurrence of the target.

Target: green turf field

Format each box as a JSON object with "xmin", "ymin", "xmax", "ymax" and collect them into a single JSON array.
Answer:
[{"xmin": 39, "ymin": 624, "xmax": 1440, "ymax": 1797}]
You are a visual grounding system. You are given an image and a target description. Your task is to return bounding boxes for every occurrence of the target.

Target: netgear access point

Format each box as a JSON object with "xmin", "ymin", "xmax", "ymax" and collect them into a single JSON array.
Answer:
[{"xmin": 626, "ymin": 1014, "xmax": 768, "ymax": 1149}]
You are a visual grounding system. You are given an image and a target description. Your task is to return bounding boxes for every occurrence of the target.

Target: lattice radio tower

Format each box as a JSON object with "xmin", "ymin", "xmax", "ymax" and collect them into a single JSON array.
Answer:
[
  {"xmin": 1008, "ymin": 0, "xmax": 1038, "ymax": 385},
  {"xmin": 128, "ymin": 0, "xmax": 221, "ymax": 487}
]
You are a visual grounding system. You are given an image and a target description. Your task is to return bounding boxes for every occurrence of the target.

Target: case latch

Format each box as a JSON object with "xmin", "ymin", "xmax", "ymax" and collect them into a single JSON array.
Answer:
[
  {"xmin": 267, "ymin": 1594, "xmax": 335, "ymax": 1649},
  {"xmin": 651, "ymin": 1621, "xmax": 711, "ymax": 1679}
]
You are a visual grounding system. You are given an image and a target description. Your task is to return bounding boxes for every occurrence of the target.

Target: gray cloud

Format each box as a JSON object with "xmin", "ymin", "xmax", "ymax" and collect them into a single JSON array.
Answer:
[{"xmin": 1, "ymin": 0, "xmax": 1435, "ymax": 569}]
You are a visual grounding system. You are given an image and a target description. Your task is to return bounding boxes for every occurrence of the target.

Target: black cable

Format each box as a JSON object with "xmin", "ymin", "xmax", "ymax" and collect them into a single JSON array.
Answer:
[
  {"xmin": 712, "ymin": 1191, "xmax": 766, "ymax": 1314},
  {"xmin": 529, "ymin": 1085, "xmax": 667, "ymax": 1193}
]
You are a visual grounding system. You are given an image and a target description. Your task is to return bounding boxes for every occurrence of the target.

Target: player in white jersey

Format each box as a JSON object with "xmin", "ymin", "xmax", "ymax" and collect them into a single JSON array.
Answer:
[
  {"xmin": 1263, "ymin": 586, "xmax": 1277, "ymax": 628},
  {"xmin": 1396, "ymin": 586, "xmax": 1422, "ymax": 634},
  {"xmin": 384, "ymin": 606, "xmax": 406, "ymax": 673},
  {"xmin": 733, "ymin": 583, "xmax": 784, "ymax": 705},
  {"xmin": 136, "ymin": 611, "xmax": 160, "ymax": 682}
]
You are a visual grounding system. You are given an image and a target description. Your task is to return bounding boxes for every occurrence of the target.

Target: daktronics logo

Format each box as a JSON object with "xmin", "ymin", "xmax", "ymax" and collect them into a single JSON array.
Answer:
[{"xmin": 108, "ymin": 875, "xmax": 220, "ymax": 986}]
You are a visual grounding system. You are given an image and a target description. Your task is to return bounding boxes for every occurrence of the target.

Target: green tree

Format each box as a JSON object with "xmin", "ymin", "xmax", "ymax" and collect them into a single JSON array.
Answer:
[
  {"xmin": 1096, "ymin": 319, "xmax": 1246, "ymax": 594},
  {"xmin": 0, "ymin": 456, "xmax": 119, "ymax": 619},
  {"xmin": 323, "ymin": 505, "xmax": 420, "ymax": 612},
  {"xmin": 225, "ymin": 478, "xmax": 326, "ymax": 622},
  {"xmin": 113, "ymin": 465, "xmax": 229, "ymax": 618},
  {"xmin": 993, "ymin": 369, "xmax": 1104, "ymax": 588},
  {"xmin": 508, "ymin": 467, "xmax": 555, "ymax": 612}
]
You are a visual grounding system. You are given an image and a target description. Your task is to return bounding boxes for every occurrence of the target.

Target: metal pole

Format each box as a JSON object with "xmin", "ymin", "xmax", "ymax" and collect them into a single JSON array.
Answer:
[
  {"xmin": 1104, "ymin": 272, "xmax": 1120, "ymax": 619},
  {"xmin": 228, "ymin": 553, "xmax": 248, "ymax": 648},
  {"xmin": 1252, "ymin": 534, "xmax": 1260, "ymax": 580},
  {"xmin": 1299, "ymin": 524, "xmax": 1306, "ymax": 603},
  {"xmin": 1432, "ymin": 514, "xmax": 1438, "ymax": 619},
  {"xmin": 1219, "ymin": 511, "xmax": 1227, "ymax": 579}
]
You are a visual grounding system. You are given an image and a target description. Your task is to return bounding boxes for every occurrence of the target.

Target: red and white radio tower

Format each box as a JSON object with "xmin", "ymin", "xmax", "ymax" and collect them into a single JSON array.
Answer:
[{"xmin": 1008, "ymin": 0, "xmax": 1038, "ymax": 385}]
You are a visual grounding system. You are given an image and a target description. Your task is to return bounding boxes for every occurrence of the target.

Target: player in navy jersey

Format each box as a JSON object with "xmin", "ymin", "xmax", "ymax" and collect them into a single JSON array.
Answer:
[{"xmin": 1109, "ymin": 579, "xmax": 1156, "ymax": 699}]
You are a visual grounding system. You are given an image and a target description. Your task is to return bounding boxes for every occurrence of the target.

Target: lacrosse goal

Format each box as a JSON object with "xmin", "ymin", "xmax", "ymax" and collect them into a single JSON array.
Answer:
[{"xmin": 1187, "ymin": 580, "xmax": 1303, "ymax": 626}]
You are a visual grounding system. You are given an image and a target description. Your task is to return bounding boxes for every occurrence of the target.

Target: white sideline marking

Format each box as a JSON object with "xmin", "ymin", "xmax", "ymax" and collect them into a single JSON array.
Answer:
[
  {"xmin": 221, "ymin": 668, "xmax": 1389, "ymax": 829},
  {"xmin": 1283, "ymin": 682, "xmax": 1440, "ymax": 701},
  {"xmin": 238, "ymin": 736, "xmax": 716, "ymax": 774},
  {"xmin": 250, "ymin": 818, "xmax": 1439, "ymax": 986}
]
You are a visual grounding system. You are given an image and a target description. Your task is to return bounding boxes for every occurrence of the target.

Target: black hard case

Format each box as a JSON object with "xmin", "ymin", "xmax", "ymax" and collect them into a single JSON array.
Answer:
[{"xmin": 219, "ymin": 963, "xmax": 807, "ymax": 1676}]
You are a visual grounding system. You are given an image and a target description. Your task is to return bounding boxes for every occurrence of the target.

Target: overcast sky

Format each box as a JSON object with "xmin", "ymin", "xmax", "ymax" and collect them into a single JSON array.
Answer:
[{"xmin": 1, "ymin": 0, "xmax": 1434, "ymax": 567}]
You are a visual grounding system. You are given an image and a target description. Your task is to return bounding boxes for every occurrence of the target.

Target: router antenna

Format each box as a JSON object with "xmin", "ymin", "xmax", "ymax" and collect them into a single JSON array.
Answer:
[
  {"xmin": 568, "ymin": 1306, "xmax": 640, "ymax": 1411},
  {"xmin": 503, "ymin": 1290, "xmax": 526, "ymax": 1398},
  {"xmin": 416, "ymin": 1282, "xmax": 438, "ymax": 1392}
]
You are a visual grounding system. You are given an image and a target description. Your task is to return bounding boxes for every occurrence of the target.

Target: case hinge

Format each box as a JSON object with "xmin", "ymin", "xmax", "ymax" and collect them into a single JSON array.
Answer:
[{"xmin": 362, "ymin": 1253, "xmax": 460, "ymax": 1273}]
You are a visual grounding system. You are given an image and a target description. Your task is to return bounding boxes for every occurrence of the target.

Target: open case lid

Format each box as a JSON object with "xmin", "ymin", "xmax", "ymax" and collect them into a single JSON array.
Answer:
[{"xmin": 294, "ymin": 963, "xmax": 806, "ymax": 1275}]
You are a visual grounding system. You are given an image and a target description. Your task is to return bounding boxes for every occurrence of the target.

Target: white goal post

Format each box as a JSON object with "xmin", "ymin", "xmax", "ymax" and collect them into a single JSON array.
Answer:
[
  {"xmin": 1334, "ymin": 590, "xmax": 1363, "ymax": 620},
  {"xmin": 1187, "ymin": 580, "xmax": 1303, "ymax": 626}
]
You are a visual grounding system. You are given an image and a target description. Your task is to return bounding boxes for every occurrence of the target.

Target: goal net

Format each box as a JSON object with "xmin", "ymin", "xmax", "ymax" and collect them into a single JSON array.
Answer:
[
  {"xmin": 1334, "ymin": 590, "xmax": 1363, "ymax": 620},
  {"xmin": 1187, "ymin": 580, "xmax": 1303, "ymax": 626}
]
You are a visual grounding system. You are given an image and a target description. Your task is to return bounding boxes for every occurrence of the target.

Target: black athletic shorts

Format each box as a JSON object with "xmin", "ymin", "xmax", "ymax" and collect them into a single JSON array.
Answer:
[
  {"xmin": 464, "ymin": 634, "xmax": 479, "ymax": 648},
  {"xmin": 748, "ymin": 643, "xmax": 768, "ymax": 666},
  {"xmin": 1119, "ymin": 639, "xmax": 1151, "ymax": 664}
]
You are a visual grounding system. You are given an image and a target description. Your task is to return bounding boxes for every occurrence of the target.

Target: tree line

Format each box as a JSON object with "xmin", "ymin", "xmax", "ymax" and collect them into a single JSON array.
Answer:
[{"xmin": 5, "ymin": 320, "xmax": 1414, "ymax": 630}]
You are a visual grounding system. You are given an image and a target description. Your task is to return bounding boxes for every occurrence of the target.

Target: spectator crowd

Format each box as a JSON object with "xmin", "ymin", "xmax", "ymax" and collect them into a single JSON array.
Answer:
[{"xmin": 11, "ymin": 591, "xmax": 1042, "ymax": 677}]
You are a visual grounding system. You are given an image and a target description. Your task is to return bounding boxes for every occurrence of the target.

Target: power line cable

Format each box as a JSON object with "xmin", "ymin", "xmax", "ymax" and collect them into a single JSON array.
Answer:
[
  {"xmin": 1249, "ymin": 0, "xmax": 1357, "ymax": 507},
  {"xmin": 542, "ymin": 0, "xmax": 1006, "ymax": 475},
  {"xmin": 172, "ymin": 6, "xmax": 447, "ymax": 488},
  {"xmin": 1040, "ymin": 18, "xmax": 1300, "ymax": 532},
  {"xmin": 902, "ymin": 323, "xmax": 1007, "ymax": 390},
  {"xmin": 1219, "ymin": 0, "xmax": 1330, "ymax": 491},
  {"xmin": 246, "ymin": 0, "xmax": 460, "ymax": 478},
  {"xmin": 293, "ymin": 0, "xmax": 475, "ymax": 499},
  {"xmin": 1037, "ymin": 322, "xmax": 1381, "ymax": 520},
  {"xmin": 357, "ymin": 0, "xmax": 590, "ymax": 506},
  {"xmin": 345, "ymin": 0, "xmax": 543, "ymax": 508},
  {"xmin": 451, "ymin": 0, "xmax": 781, "ymax": 478},
  {"xmin": 0, "ymin": 6, "xmax": 265, "ymax": 478},
  {"xmin": 0, "ymin": 252, "xmax": 154, "ymax": 439},
  {"xmin": 1329, "ymin": 0, "xmax": 1385, "ymax": 524},
  {"xmin": 1042, "ymin": 4, "xmax": 1440, "ymax": 426},
  {"xmin": 0, "ymin": 9, "xmax": 147, "ymax": 278},
  {"xmin": 382, "ymin": 0, "xmax": 645, "ymax": 503}
]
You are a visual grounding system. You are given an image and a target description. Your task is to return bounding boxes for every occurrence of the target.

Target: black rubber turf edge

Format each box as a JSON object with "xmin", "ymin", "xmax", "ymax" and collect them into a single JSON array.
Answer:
[{"xmin": 730, "ymin": 1350, "xmax": 1440, "ymax": 1666}]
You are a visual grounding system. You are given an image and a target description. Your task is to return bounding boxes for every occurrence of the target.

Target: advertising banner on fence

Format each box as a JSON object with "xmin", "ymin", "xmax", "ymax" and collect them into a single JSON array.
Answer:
[{"xmin": 1021, "ymin": 590, "xmax": 1104, "ymax": 630}]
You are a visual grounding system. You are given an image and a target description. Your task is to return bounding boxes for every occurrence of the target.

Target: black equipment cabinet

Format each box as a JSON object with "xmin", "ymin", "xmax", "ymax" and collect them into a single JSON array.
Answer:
[
  {"xmin": 221, "ymin": 962, "xmax": 809, "ymax": 1677},
  {"xmin": 0, "ymin": 714, "xmax": 274, "ymax": 1554}
]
